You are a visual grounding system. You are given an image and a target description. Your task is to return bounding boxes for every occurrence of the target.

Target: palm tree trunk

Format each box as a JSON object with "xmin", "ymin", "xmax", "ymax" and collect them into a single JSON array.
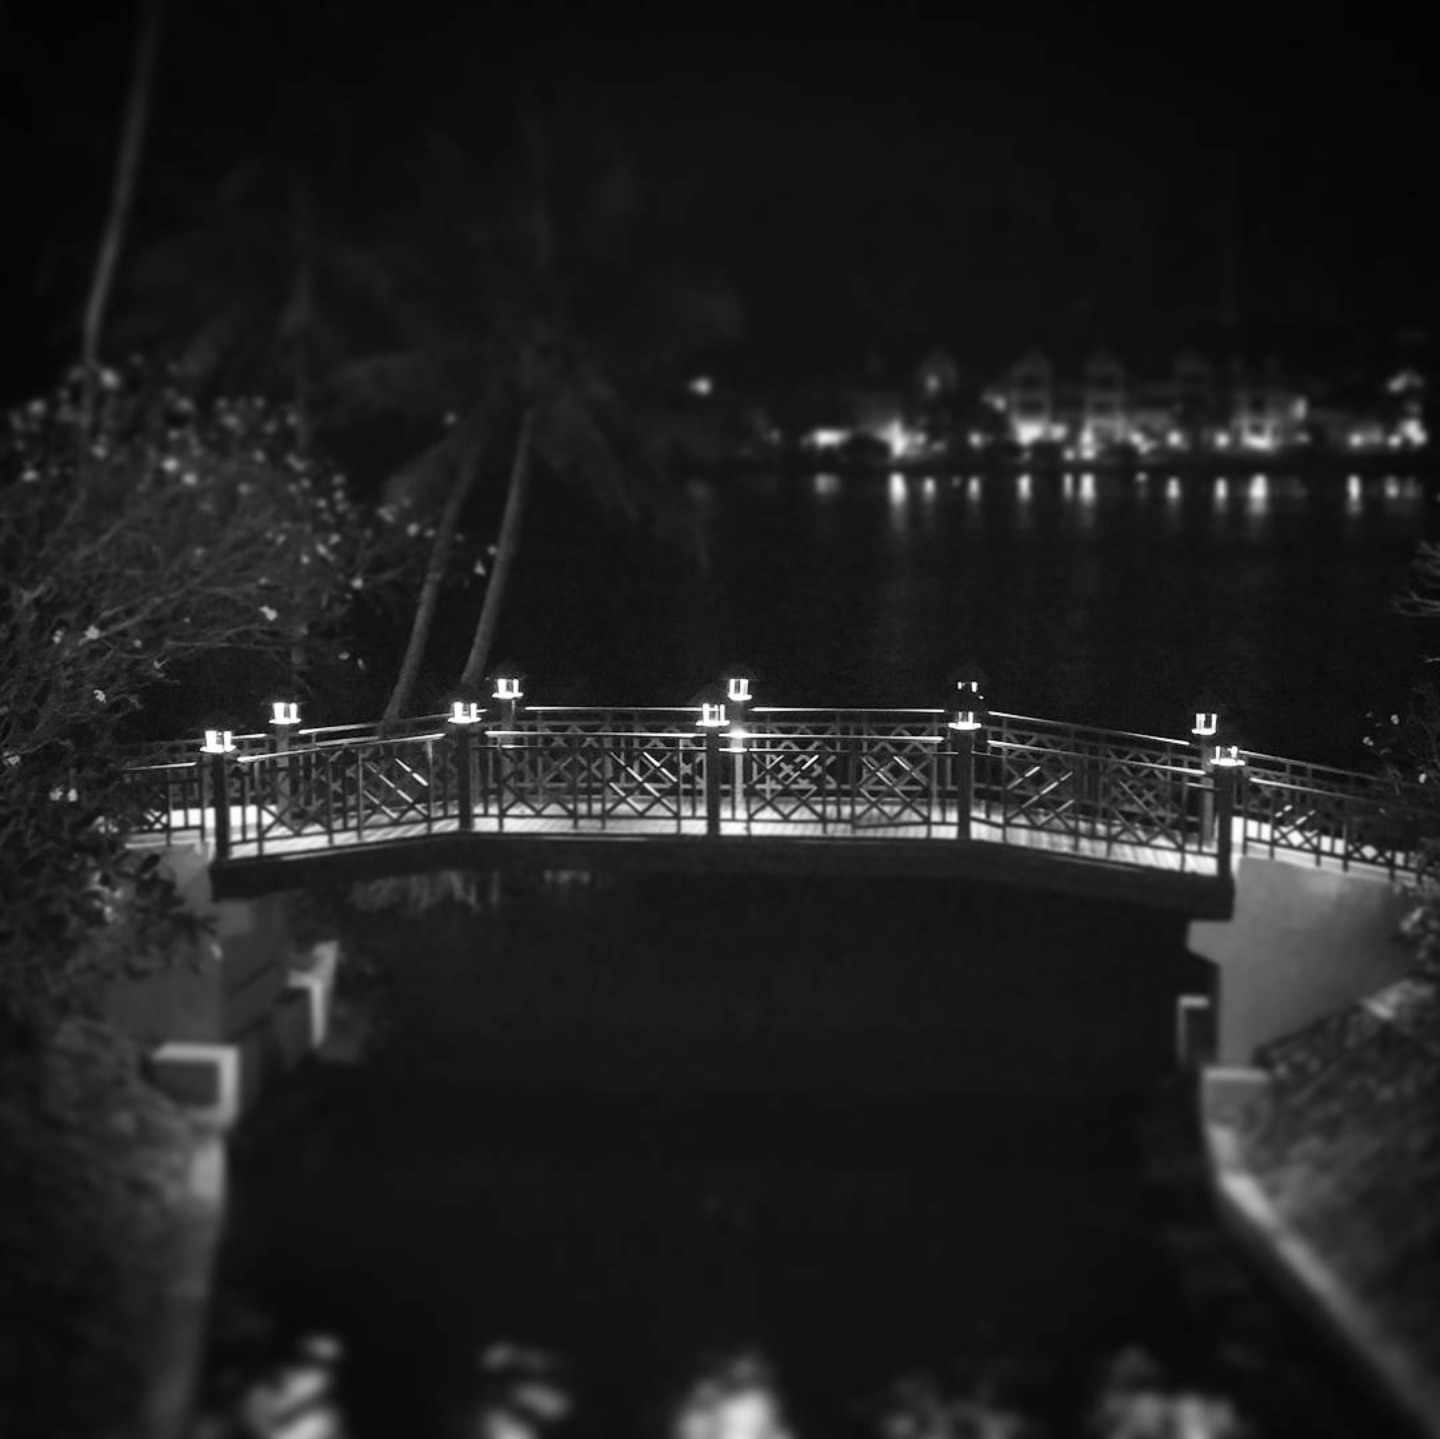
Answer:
[
  {"xmin": 458, "ymin": 407, "xmax": 537, "ymax": 693},
  {"xmin": 80, "ymin": 0, "xmax": 164, "ymax": 429},
  {"xmin": 381, "ymin": 433, "xmax": 487, "ymax": 726}
]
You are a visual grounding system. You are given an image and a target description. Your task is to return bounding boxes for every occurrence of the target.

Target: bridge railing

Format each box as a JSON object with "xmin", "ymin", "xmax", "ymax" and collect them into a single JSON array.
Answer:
[{"xmin": 111, "ymin": 705, "xmax": 1440, "ymax": 881}]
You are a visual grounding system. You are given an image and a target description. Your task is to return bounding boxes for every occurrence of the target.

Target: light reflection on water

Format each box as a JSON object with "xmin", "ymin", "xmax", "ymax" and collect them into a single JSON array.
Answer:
[{"xmin": 505, "ymin": 467, "xmax": 1431, "ymax": 764}]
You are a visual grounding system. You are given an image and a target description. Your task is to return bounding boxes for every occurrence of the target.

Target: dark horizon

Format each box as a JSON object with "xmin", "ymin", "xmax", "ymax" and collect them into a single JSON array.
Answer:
[{"xmin": 3, "ymin": 2, "xmax": 1435, "ymax": 401}]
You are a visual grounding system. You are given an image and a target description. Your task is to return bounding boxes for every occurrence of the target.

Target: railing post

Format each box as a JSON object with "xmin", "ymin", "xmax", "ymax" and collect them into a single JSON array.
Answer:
[
  {"xmin": 950, "ymin": 724, "xmax": 975, "ymax": 839},
  {"xmin": 199, "ymin": 729, "xmax": 237, "ymax": 861},
  {"xmin": 208, "ymin": 752, "xmax": 232, "ymax": 861},
  {"xmin": 947, "ymin": 681, "xmax": 986, "ymax": 839},
  {"xmin": 447, "ymin": 700, "xmax": 482, "ymax": 832},
  {"xmin": 704, "ymin": 722, "xmax": 722, "ymax": 838},
  {"xmin": 1215, "ymin": 759, "xmax": 1237, "ymax": 877},
  {"xmin": 1191, "ymin": 709, "xmax": 1220, "ymax": 845}
]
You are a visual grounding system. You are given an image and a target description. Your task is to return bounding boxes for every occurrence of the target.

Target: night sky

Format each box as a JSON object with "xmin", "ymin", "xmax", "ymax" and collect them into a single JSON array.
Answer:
[{"xmin": 2, "ymin": 1, "xmax": 1433, "ymax": 399}]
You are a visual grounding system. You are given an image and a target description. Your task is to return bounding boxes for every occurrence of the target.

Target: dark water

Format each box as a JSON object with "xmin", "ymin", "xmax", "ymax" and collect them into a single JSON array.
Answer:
[
  {"xmin": 215, "ymin": 469, "xmax": 1432, "ymax": 1433},
  {"xmin": 481, "ymin": 467, "xmax": 1433, "ymax": 766},
  {"xmin": 227, "ymin": 879, "xmax": 1217, "ymax": 1435}
]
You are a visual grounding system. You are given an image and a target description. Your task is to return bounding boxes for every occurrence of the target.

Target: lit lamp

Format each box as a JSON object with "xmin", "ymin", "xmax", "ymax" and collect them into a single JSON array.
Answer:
[
  {"xmin": 490, "ymin": 669, "xmax": 525, "ymax": 743},
  {"xmin": 949, "ymin": 679, "xmax": 987, "ymax": 732},
  {"xmin": 449, "ymin": 699, "xmax": 482, "ymax": 726},
  {"xmin": 269, "ymin": 699, "xmax": 301, "ymax": 756},
  {"xmin": 1191, "ymin": 712, "xmax": 1219, "ymax": 740},
  {"xmin": 200, "ymin": 729, "xmax": 236, "ymax": 754},
  {"xmin": 698, "ymin": 702, "xmax": 728, "ymax": 729},
  {"xmin": 1212, "ymin": 744, "xmax": 1244, "ymax": 768},
  {"xmin": 447, "ymin": 697, "xmax": 481, "ymax": 832},
  {"xmin": 726, "ymin": 676, "xmax": 751, "ymax": 705}
]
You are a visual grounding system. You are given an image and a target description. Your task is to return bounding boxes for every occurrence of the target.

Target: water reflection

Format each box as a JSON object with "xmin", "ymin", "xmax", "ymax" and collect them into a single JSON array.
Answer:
[
  {"xmin": 1017, "ymin": 473, "xmax": 1032, "ymax": 504},
  {"xmin": 1078, "ymin": 472, "xmax": 1096, "ymax": 507},
  {"xmin": 921, "ymin": 475, "xmax": 938, "ymax": 503},
  {"xmin": 888, "ymin": 472, "xmax": 907, "ymax": 508},
  {"xmin": 1213, "ymin": 477, "xmax": 1229, "ymax": 512},
  {"xmin": 813, "ymin": 472, "xmax": 840, "ymax": 500},
  {"xmin": 1347, "ymin": 474, "xmax": 1363, "ymax": 517},
  {"xmin": 1246, "ymin": 475, "xmax": 1269, "ymax": 515}
]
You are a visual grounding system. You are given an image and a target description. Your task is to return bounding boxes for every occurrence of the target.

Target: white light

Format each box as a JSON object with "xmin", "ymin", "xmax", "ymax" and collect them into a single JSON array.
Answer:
[
  {"xmin": 1078, "ymin": 472, "xmax": 1096, "ymax": 505},
  {"xmin": 949, "ymin": 710, "xmax": 983, "ymax": 731},
  {"xmin": 813, "ymin": 472, "xmax": 840, "ymax": 498},
  {"xmin": 201, "ymin": 729, "xmax": 235, "ymax": 754},
  {"xmin": 806, "ymin": 427, "xmax": 848, "ymax": 450},
  {"xmin": 1214, "ymin": 478, "xmax": 1228, "ymax": 506},
  {"xmin": 698, "ymin": 703, "xmax": 728, "ymax": 728},
  {"xmin": 921, "ymin": 476, "xmax": 937, "ymax": 500},
  {"xmin": 1166, "ymin": 477, "xmax": 1181, "ymax": 502},
  {"xmin": 1214, "ymin": 433, "xmax": 1231, "ymax": 449},
  {"xmin": 494, "ymin": 677, "xmax": 523, "ymax": 701},
  {"xmin": 1017, "ymin": 473, "xmax": 1032, "ymax": 502},
  {"xmin": 1167, "ymin": 429, "xmax": 1185, "ymax": 448},
  {"xmin": 271, "ymin": 700, "xmax": 300, "ymax": 726},
  {"xmin": 725, "ymin": 725, "xmax": 748, "ymax": 754},
  {"xmin": 726, "ymin": 676, "xmax": 751, "ymax": 703},
  {"xmin": 888, "ymin": 472, "xmax": 906, "ymax": 505},
  {"xmin": 1193, "ymin": 712, "xmax": 1218, "ymax": 737},
  {"xmin": 1212, "ymin": 744, "xmax": 1244, "ymax": 768},
  {"xmin": 688, "ymin": 375, "xmax": 713, "ymax": 397},
  {"xmin": 450, "ymin": 700, "xmax": 481, "ymax": 725}
]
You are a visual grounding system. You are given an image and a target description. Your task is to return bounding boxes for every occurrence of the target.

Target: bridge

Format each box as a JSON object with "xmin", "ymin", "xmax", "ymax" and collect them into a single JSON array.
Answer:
[{"xmin": 114, "ymin": 691, "xmax": 1437, "ymax": 919}]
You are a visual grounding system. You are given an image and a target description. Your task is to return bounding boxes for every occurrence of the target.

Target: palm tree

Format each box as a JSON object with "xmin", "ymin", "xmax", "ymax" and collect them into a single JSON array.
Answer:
[
  {"xmin": 79, "ymin": 0, "xmax": 165, "ymax": 431},
  {"xmin": 378, "ymin": 102, "xmax": 745, "ymax": 718}
]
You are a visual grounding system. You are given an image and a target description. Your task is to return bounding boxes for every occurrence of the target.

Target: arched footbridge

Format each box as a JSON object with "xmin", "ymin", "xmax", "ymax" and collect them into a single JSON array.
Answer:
[{"xmin": 114, "ymin": 696, "xmax": 1437, "ymax": 919}]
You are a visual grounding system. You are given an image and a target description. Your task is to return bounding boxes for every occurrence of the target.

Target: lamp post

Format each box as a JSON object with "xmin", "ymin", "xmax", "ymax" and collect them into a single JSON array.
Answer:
[
  {"xmin": 269, "ymin": 699, "xmax": 301, "ymax": 754},
  {"xmin": 268, "ymin": 700, "xmax": 301, "ymax": 819},
  {"xmin": 725, "ymin": 672, "xmax": 754, "ymax": 826},
  {"xmin": 1191, "ymin": 709, "xmax": 1220, "ymax": 844},
  {"xmin": 1211, "ymin": 743, "xmax": 1245, "ymax": 878},
  {"xmin": 948, "ymin": 681, "xmax": 986, "ymax": 839},
  {"xmin": 448, "ymin": 699, "xmax": 482, "ymax": 831},
  {"xmin": 492, "ymin": 673, "xmax": 523, "ymax": 739},
  {"xmin": 199, "ymin": 728, "xmax": 237, "ymax": 861}
]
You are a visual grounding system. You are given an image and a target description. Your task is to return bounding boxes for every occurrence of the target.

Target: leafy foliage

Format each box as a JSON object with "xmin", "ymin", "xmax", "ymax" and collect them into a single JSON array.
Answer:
[
  {"xmin": 0, "ymin": 363, "xmax": 410, "ymax": 1035},
  {"xmin": 0, "ymin": 363, "xmax": 410, "ymax": 758}
]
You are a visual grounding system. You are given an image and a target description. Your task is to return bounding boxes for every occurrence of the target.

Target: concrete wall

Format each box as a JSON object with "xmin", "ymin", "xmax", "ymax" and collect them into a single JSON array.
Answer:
[
  {"xmin": 1188, "ymin": 856, "xmax": 1415, "ymax": 1066},
  {"xmin": 104, "ymin": 844, "xmax": 290, "ymax": 1046}
]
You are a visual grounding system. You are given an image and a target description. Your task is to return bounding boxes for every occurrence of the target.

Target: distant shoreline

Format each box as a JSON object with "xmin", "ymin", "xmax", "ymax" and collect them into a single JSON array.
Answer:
[{"xmin": 700, "ymin": 450, "xmax": 1439, "ymax": 480}]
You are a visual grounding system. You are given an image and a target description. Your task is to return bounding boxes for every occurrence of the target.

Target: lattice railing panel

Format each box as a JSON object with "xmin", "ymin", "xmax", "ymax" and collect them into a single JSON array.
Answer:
[
  {"xmin": 742, "ymin": 735, "xmax": 843, "ymax": 826},
  {"xmin": 851, "ymin": 736, "xmax": 939, "ymax": 828}
]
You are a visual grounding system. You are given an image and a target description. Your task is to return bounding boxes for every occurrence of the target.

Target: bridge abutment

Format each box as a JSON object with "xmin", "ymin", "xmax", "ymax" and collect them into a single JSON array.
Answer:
[
  {"xmin": 103, "ymin": 844, "xmax": 336, "ymax": 1126},
  {"xmin": 1188, "ymin": 856, "xmax": 1414, "ymax": 1067}
]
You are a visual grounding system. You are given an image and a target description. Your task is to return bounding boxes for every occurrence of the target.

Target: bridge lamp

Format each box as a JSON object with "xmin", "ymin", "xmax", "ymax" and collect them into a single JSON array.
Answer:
[
  {"xmin": 270, "ymin": 700, "xmax": 300, "ymax": 727},
  {"xmin": 1192, "ymin": 713, "xmax": 1219, "ymax": 738},
  {"xmin": 726, "ymin": 676, "xmax": 751, "ymax": 704},
  {"xmin": 200, "ymin": 729, "xmax": 236, "ymax": 754},
  {"xmin": 949, "ymin": 678, "xmax": 986, "ymax": 731},
  {"xmin": 698, "ymin": 702, "xmax": 728, "ymax": 728},
  {"xmin": 449, "ymin": 700, "xmax": 482, "ymax": 725},
  {"xmin": 1212, "ymin": 744, "xmax": 1245, "ymax": 768},
  {"xmin": 493, "ymin": 676, "xmax": 523, "ymax": 703}
]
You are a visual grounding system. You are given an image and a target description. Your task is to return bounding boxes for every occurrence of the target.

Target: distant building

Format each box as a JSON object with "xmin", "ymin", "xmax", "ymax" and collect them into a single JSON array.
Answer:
[{"xmin": 988, "ymin": 344, "xmax": 1308, "ymax": 453}]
